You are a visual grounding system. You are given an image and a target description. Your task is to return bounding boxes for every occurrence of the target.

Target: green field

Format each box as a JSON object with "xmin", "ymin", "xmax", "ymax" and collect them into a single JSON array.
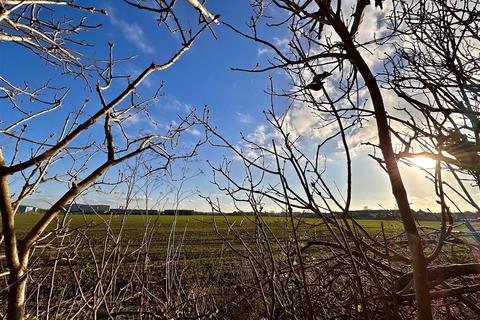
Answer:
[
  {"xmin": 11, "ymin": 213, "xmax": 419, "ymax": 234},
  {"xmin": 4, "ymin": 214, "xmax": 415, "ymax": 264},
  {"xmin": 5, "ymin": 213, "xmax": 456, "ymax": 266},
  {"xmin": 3, "ymin": 213, "xmax": 478, "ymax": 318},
  {"xmin": 11, "ymin": 213, "xmax": 416, "ymax": 239}
]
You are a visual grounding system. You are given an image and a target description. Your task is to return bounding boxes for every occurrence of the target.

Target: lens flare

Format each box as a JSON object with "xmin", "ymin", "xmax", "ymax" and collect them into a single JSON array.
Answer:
[{"xmin": 411, "ymin": 156, "xmax": 436, "ymax": 169}]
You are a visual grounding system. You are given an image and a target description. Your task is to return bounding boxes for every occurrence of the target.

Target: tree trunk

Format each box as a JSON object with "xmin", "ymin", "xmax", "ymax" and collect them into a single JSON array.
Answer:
[
  {"xmin": 314, "ymin": 3, "xmax": 433, "ymax": 319},
  {"xmin": 7, "ymin": 270, "xmax": 27, "ymax": 320}
]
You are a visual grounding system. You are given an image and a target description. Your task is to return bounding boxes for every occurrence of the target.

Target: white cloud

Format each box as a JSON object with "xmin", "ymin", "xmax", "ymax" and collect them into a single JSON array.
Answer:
[
  {"xmin": 257, "ymin": 47, "xmax": 270, "ymax": 56},
  {"xmin": 188, "ymin": 127, "xmax": 202, "ymax": 136},
  {"xmin": 125, "ymin": 66, "xmax": 154, "ymax": 88},
  {"xmin": 354, "ymin": 3, "xmax": 395, "ymax": 69},
  {"xmin": 273, "ymin": 37, "xmax": 290, "ymax": 48},
  {"xmin": 257, "ymin": 37, "xmax": 290, "ymax": 56},
  {"xmin": 121, "ymin": 111, "xmax": 157, "ymax": 133},
  {"xmin": 109, "ymin": 9, "xmax": 154, "ymax": 54},
  {"xmin": 159, "ymin": 96, "xmax": 193, "ymax": 112},
  {"xmin": 237, "ymin": 112, "xmax": 253, "ymax": 124}
]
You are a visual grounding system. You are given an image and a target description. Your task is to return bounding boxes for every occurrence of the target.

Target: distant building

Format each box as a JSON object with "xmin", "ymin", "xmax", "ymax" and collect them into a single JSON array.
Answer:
[
  {"xmin": 163, "ymin": 209, "xmax": 195, "ymax": 215},
  {"xmin": 350, "ymin": 209, "xmax": 399, "ymax": 220},
  {"xmin": 110, "ymin": 208, "xmax": 159, "ymax": 215},
  {"xmin": 69, "ymin": 204, "xmax": 110, "ymax": 214},
  {"xmin": 17, "ymin": 205, "xmax": 39, "ymax": 213}
]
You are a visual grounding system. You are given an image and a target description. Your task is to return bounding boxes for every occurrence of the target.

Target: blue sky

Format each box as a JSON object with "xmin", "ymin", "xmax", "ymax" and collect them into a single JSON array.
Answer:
[
  {"xmin": 1, "ymin": 1, "xmax": 471, "ymax": 213},
  {"xmin": 0, "ymin": 1, "xmax": 288, "ymax": 211}
]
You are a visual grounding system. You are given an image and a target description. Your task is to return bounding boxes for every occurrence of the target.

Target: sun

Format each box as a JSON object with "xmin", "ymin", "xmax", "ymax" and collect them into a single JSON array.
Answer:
[{"xmin": 410, "ymin": 156, "xmax": 436, "ymax": 169}]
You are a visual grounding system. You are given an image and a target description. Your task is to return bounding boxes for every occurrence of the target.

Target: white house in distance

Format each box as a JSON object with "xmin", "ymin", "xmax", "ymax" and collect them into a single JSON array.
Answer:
[{"xmin": 17, "ymin": 205, "xmax": 39, "ymax": 213}]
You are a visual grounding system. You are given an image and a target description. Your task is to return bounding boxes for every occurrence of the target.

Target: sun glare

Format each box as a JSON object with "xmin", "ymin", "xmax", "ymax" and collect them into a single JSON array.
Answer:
[{"xmin": 411, "ymin": 156, "xmax": 436, "ymax": 169}]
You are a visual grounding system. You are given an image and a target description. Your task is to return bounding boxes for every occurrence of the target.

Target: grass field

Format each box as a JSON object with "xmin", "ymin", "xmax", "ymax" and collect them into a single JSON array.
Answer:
[
  {"xmin": 11, "ymin": 213, "xmax": 419, "ymax": 235},
  {"xmin": 6, "ymin": 213, "xmax": 452, "ymax": 266},
  {"xmin": 2, "ymin": 214, "xmax": 477, "ymax": 319},
  {"xmin": 2, "ymin": 214, "xmax": 397, "ymax": 263}
]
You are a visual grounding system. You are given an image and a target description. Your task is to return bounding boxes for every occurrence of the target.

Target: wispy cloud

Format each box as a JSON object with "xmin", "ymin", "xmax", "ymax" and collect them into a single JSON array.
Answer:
[
  {"xmin": 257, "ymin": 47, "xmax": 270, "ymax": 56},
  {"xmin": 158, "ymin": 96, "xmax": 193, "ymax": 112},
  {"xmin": 125, "ymin": 66, "xmax": 154, "ymax": 88},
  {"xmin": 188, "ymin": 127, "xmax": 202, "ymax": 136},
  {"xmin": 257, "ymin": 37, "xmax": 290, "ymax": 56},
  {"xmin": 237, "ymin": 112, "xmax": 253, "ymax": 124},
  {"xmin": 273, "ymin": 37, "xmax": 290, "ymax": 48},
  {"xmin": 108, "ymin": 9, "xmax": 154, "ymax": 54}
]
